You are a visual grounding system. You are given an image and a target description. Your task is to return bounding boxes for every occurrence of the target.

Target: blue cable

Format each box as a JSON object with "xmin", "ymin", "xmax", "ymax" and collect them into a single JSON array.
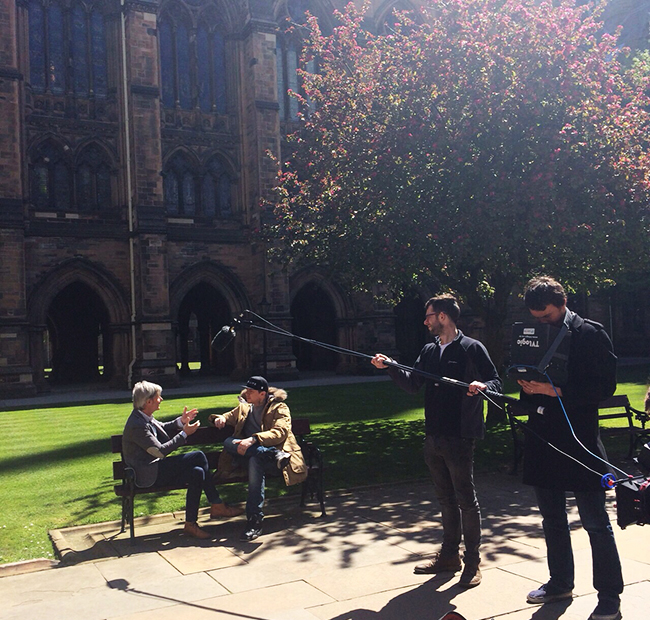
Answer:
[{"xmin": 508, "ymin": 364, "xmax": 632, "ymax": 487}]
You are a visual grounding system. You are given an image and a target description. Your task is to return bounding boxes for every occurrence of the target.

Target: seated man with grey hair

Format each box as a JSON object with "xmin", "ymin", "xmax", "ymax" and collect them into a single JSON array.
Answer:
[{"xmin": 122, "ymin": 380, "xmax": 243, "ymax": 539}]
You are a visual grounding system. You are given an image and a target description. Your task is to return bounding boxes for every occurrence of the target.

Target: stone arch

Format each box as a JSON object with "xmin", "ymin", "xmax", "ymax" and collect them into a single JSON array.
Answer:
[
  {"xmin": 170, "ymin": 261, "xmax": 251, "ymax": 378},
  {"xmin": 289, "ymin": 268, "xmax": 353, "ymax": 372},
  {"xmin": 372, "ymin": 0, "xmax": 418, "ymax": 34},
  {"xmin": 196, "ymin": 1, "xmax": 237, "ymax": 33},
  {"xmin": 273, "ymin": 0, "xmax": 332, "ymax": 27},
  {"xmin": 27, "ymin": 258, "xmax": 131, "ymax": 387},
  {"xmin": 74, "ymin": 138, "xmax": 118, "ymax": 167}
]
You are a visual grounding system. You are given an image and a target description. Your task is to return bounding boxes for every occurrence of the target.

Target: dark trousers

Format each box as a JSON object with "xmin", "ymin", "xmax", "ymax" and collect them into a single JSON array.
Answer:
[
  {"xmin": 423, "ymin": 434, "xmax": 481, "ymax": 565},
  {"xmin": 155, "ymin": 450, "xmax": 221, "ymax": 523},
  {"xmin": 534, "ymin": 486, "xmax": 623, "ymax": 608},
  {"xmin": 223, "ymin": 437, "xmax": 281, "ymax": 520}
]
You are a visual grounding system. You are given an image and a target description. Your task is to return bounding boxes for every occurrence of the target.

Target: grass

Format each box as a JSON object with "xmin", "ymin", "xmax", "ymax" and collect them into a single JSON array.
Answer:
[{"xmin": 0, "ymin": 366, "xmax": 647, "ymax": 565}]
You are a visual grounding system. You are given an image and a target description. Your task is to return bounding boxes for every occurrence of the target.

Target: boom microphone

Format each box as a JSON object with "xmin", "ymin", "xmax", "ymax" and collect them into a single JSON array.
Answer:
[
  {"xmin": 212, "ymin": 325, "xmax": 237, "ymax": 352},
  {"xmin": 210, "ymin": 309, "xmax": 514, "ymax": 407}
]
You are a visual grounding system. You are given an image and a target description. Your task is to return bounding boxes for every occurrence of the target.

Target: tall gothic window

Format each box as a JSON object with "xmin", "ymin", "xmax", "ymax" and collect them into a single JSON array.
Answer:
[
  {"xmin": 164, "ymin": 153, "xmax": 196, "ymax": 215},
  {"xmin": 201, "ymin": 158, "xmax": 232, "ymax": 218},
  {"xmin": 75, "ymin": 145, "xmax": 112, "ymax": 211},
  {"xmin": 159, "ymin": 5, "xmax": 227, "ymax": 113},
  {"xmin": 197, "ymin": 26, "xmax": 227, "ymax": 114},
  {"xmin": 164, "ymin": 152, "xmax": 234, "ymax": 217},
  {"xmin": 28, "ymin": 0, "xmax": 108, "ymax": 98},
  {"xmin": 30, "ymin": 141, "xmax": 72, "ymax": 211},
  {"xmin": 276, "ymin": 0, "xmax": 314, "ymax": 122}
]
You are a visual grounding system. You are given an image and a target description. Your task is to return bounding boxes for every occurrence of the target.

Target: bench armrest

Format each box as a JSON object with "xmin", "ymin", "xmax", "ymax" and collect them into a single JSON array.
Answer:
[{"xmin": 629, "ymin": 405, "xmax": 650, "ymax": 427}]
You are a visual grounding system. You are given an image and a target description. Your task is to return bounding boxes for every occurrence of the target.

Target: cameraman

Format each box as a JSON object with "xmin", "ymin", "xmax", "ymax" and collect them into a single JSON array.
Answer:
[{"xmin": 517, "ymin": 276, "xmax": 622, "ymax": 620}]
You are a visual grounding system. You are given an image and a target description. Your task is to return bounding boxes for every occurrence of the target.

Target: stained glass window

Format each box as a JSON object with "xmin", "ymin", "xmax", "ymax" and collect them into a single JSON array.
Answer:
[
  {"xmin": 28, "ymin": 1, "xmax": 107, "ymax": 98},
  {"xmin": 30, "ymin": 142, "xmax": 72, "ymax": 211},
  {"xmin": 201, "ymin": 174, "xmax": 216, "ymax": 216},
  {"xmin": 72, "ymin": 6, "xmax": 89, "ymax": 95},
  {"xmin": 48, "ymin": 4, "xmax": 65, "ymax": 94},
  {"xmin": 160, "ymin": 20, "xmax": 176, "ymax": 108},
  {"xmin": 202, "ymin": 158, "xmax": 232, "ymax": 218},
  {"xmin": 96, "ymin": 166, "xmax": 111, "ymax": 206},
  {"xmin": 28, "ymin": 0, "xmax": 46, "ymax": 92},
  {"xmin": 218, "ymin": 175, "xmax": 231, "ymax": 217},
  {"xmin": 75, "ymin": 145, "xmax": 113, "ymax": 211},
  {"xmin": 197, "ymin": 27, "xmax": 211, "ymax": 112},
  {"xmin": 164, "ymin": 174, "xmax": 180, "ymax": 215},
  {"xmin": 213, "ymin": 31, "xmax": 227, "ymax": 114},
  {"xmin": 164, "ymin": 154, "xmax": 198, "ymax": 215},
  {"xmin": 276, "ymin": 40, "xmax": 286, "ymax": 120},
  {"xmin": 76, "ymin": 164, "xmax": 93, "ymax": 211},
  {"xmin": 53, "ymin": 161, "xmax": 71, "ymax": 210},
  {"xmin": 182, "ymin": 171, "xmax": 196, "ymax": 215},
  {"xmin": 31, "ymin": 163, "xmax": 49, "ymax": 208},
  {"xmin": 160, "ymin": 11, "xmax": 227, "ymax": 113},
  {"xmin": 91, "ymin": 10, "xmax": 108, "ymax": 97},
  {"xmin": 177, "ymin": 24, "xmax": 192, "ymax": 109}
]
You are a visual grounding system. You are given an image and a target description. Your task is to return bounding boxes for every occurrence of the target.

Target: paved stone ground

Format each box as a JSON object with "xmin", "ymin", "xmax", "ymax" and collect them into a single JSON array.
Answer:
[{"xmin": 1, "ymin": 473, "xmax": 649, "ymax": 620}]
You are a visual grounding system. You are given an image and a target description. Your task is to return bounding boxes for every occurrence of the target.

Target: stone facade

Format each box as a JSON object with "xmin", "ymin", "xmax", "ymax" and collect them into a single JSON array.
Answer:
[
  {"xmin": 0, "ymin": 0, "xmax": 647, "ymax": 396},
  {"xmin": 0, "ymin": 0, "xmax": 424, "ymax": 396}
]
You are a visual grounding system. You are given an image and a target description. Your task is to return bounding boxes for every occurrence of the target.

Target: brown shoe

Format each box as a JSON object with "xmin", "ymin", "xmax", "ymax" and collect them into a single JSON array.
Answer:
[
  {"xmin": 210, "ymin": 502, "xmax": 245, "ymax": 519},
  {"xmin": 458, "ymin": 565, "xmax": 482, "ymax": 588},
  {"xmin": 414, "ymin": 552, "xmax": 462, "ymax": 574},
  {"xmin": 183, "ymin": 521, "xmax": 211, "ymax": 539}
]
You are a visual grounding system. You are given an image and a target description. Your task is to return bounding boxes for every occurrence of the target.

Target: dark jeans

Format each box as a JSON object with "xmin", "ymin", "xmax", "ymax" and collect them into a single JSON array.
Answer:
[
  {"xmin": 223, "ymin": 437, "xmax": 281, "ymax": 521},
  {"xmin": 155, "ymin": 450, "xmax": 222, "ymax": 523},
  {"xmin": 534, "ymin": 486, "xmax": 623, "ymax": 608},
  {"xmin": 423, "ymin": 434, "xmax": 481, "ymax": 565}
]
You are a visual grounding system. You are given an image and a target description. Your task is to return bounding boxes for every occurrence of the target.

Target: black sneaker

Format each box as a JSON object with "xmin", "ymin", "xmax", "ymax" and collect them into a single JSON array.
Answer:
[
  {"xmin": 240, "ymin": 519, "xmax": 263, "ymax": 542},
  {"xmin": 588, "ymin": 603, "xmax": 621, "ymax": 620},
  {"xmin": 275, "ymin": 450, "xmax": 291, "ymax": 470}
]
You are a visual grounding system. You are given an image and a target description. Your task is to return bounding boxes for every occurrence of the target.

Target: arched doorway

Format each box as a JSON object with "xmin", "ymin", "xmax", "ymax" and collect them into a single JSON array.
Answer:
[
  {"xmin": 46, "ymin": 282, "xmax": 111, "ymax": 384},
  {"xmin": 177, "ymin": 283, "xmax": 234, "ymax": 376},
  {"xmin": 291, "ymin": 282, "xmax": 338, "ymax": 371},
  {"xmin": 394, "ymin": 292, "xmax": 427, "ymax": 365}
]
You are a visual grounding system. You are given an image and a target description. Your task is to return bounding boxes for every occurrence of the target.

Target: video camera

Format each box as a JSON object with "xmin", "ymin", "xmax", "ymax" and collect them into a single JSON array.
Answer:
[
  {"xmin": 615, "ymin": 441, "xmax": 650, "ymax": 529},
  {"xmin": 507, "ymin": 322, "xmax": 570, "ymax": 384}
]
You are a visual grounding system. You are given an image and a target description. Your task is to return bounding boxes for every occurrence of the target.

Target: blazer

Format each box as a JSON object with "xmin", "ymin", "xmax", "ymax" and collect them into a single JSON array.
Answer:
[{"xmin": 122, "ymin": 409, "xmax": 187, "ymax": 487}]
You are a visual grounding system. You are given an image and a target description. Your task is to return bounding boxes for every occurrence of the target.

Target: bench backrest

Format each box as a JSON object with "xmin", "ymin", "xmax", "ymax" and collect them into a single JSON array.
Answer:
[
  {"xmin": 598, "ymin": 394, "xmax": 631, "ymax": 410},
  {"xmin": 598, "ymin": 395, "xmax": 632, "ymax": 423},
  {"xmin": 111, "ymin": 417, "xmax": 312, "ymax": 456}
]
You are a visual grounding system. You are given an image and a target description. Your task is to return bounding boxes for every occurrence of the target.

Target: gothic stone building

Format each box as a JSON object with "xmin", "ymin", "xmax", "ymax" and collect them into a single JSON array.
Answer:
[
  {"xmin": 0, "ymin": 0, "xmax": 648, "ymax": 397},
  {"xmin": 0, "ymin": 0, "xmax": 433, "ymax": 396}
]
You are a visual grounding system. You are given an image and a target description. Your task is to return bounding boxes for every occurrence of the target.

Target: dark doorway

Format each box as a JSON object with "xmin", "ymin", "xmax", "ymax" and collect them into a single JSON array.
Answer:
[
  {"xmin": 46, "ymin": 282, "xmax": 111, "ymax": 384},
  {"xmin": 291, "ymin": 283, "xmax": 337, "ymax": 371},
  {"xmin": 177, "ymin": 283, "xmax": 233, "ymax": 376},
  {"xmin": 394, "ymin": 293, "xmax": 427, "ymax": 365}
]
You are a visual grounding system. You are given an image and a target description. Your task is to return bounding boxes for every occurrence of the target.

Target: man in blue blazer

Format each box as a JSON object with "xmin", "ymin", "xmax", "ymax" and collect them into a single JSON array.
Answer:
[{"xmin": 122, "ymin": 380, "xmax": 243, "ymax": 539}]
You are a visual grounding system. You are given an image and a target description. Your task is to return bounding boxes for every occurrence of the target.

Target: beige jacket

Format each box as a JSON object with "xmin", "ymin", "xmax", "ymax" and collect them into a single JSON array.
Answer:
[{"xmin": 208, "ymin": 387, "xmax": 308, "ymax": 486}]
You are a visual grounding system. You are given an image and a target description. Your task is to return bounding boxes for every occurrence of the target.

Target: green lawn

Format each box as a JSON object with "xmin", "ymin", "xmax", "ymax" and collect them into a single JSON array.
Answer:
[{"xmin": 0, "ymin": 366, "xmax": 647, "ymax": 565}]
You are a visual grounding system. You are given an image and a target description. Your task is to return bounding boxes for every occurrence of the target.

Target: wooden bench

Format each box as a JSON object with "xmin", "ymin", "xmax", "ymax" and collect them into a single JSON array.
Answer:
[
  {"xmin": 597, "ymin": 395, "xmax": 650, "ymax": 458},
  {"xmin": 111, "ymin": 418, "xmax": 325, "ymax": 542},
  {"xmin": 507, "ymin": 394, "xmax": 650, "ymax": 474}
]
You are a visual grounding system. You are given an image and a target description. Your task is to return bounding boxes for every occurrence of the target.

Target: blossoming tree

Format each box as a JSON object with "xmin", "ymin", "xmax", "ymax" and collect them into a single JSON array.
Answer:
[{"xmin": 268, "ymin": 0, "xmax": 650, "ymax": 359}]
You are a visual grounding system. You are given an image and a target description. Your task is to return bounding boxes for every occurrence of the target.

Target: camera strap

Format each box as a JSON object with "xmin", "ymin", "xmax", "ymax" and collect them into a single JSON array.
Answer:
[{"xmin": 536, "ymin": 322, "xmax": 569, "ymax": 375}]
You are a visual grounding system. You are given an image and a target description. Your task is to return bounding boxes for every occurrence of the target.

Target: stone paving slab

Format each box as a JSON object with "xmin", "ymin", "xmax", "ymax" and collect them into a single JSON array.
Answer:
[{"xmin": 2, "ymin": 475, "xmax": 650, "ymax": 620}]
